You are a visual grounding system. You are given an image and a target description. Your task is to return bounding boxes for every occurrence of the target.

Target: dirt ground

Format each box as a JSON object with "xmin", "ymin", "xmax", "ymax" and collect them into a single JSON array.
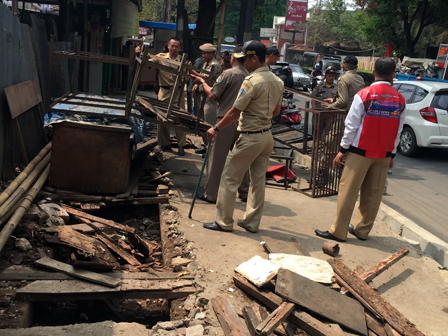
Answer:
[{"xmin": 162, "ymin": 142, "xmax": 448, "ymax": 336}]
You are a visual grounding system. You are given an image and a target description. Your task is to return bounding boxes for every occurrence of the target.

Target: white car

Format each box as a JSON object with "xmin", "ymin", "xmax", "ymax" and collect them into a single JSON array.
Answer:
[{"xmin": 392, "ymin": 81, "xmax": 448, "ymax": 156}]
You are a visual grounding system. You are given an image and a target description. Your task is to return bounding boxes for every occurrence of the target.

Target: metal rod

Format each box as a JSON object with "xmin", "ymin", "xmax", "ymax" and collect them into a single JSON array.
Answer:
[{"xmin": 188, "ymin": 143, "xmax": 211, "ymax": 219}]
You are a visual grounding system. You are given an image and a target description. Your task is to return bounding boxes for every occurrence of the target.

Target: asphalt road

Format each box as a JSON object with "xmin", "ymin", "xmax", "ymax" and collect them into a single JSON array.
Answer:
[{"xmin": 383, "ymin": 148, "xmax": 448, "ymax": 243}]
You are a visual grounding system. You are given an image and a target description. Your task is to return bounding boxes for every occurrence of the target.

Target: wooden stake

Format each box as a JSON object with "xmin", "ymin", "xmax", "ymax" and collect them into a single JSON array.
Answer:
[{"xmin": 256, "ymin": 302, "xmax": 295, "ymax": 336}]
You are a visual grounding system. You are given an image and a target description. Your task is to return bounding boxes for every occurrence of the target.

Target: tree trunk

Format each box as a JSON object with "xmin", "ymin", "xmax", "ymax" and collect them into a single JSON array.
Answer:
[{"xmin": 191, "ymin": 0, "xmax": 217, "ymax": 60}]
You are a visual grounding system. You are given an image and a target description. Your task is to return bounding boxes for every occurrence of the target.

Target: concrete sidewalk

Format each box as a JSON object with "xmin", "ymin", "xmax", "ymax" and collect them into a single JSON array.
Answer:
[{"xmin": 163, "ymin": 148, "xmax": 448, "ymax": 336}]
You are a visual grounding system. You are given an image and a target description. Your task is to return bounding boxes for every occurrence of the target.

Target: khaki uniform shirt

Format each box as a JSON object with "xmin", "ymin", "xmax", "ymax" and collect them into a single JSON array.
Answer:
[
  {"xmin": 211, "ymin": 65, "xmax": 249, "ymax": 117},
  {"xmin": 311, "ymin": 82, "xmax": 337, "ymax": 108},
  {"xmin": 233, "ymin": 66, "xmax": 284, "ymax": 132},
  {"xmin": 327, "ymin": 70, "xmax": 365, "ymax": 110},
  {"xmin": 150, "ymin": 52, "xmax": 182, "ymax": 101}
]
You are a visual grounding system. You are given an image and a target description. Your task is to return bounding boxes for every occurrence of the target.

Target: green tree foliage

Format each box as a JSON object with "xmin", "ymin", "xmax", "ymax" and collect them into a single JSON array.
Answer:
[
  {"xmin": 306, "ymin": 0, "xmax": 368, "ymax": 47},
  {"xmin": 355, "ymin": 0, "xmax": 448, "ymax": 57},
  {"xmin": 139, "ymin": 0, "xmax": 199, "ymax": 24}
]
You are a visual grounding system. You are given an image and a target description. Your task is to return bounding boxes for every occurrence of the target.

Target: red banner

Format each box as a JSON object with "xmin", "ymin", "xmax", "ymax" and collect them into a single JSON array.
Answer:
[{"xmin": 285, "ymin": 0, "xmax": 308, "ymax": 31}]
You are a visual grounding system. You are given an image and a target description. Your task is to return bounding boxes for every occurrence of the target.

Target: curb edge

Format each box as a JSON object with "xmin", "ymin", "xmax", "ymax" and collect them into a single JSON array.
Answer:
[{"xmin": 377, "ymin": 203, "xmax": 448, "ymax": 268}]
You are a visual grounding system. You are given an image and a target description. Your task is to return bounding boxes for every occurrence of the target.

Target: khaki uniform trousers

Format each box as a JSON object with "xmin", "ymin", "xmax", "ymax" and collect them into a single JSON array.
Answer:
[
  {"xmin": 204, "ymin": 119, "xmax": 249, "ymax": 202},
  {"xmin": 215, "ymin": 131, "xmax": 274, "ymax": 232},
  {"xmin": 200, "ymin": 98, "xmax": 218, "ymax": 144},
  {"xmin": 329, "ymin": 152, "xmax": 390, "ymax": 240},
  {"xmin": 157, "ymin": 87, "xmax": 187, "ymax": 147}
]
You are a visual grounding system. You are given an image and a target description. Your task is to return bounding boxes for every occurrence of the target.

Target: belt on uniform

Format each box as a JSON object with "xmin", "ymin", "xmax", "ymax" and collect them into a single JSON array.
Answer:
[{"xmin": 240, "ymin": 128, "xmax": 271, "ymax": 134}]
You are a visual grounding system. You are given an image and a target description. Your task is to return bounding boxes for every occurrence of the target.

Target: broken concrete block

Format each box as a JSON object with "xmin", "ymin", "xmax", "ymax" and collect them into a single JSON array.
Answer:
[
  {"xmin": 155, "ymin": 320, "xmax": 185, "ymax": 330},
  {"xmin": 45, "ymin": 216, "xmax": 65, "ymax": 227},
  {"xmin": 171, "ymin": 257, "xmax": 194, "ymax": 268},
  {"xmin": 186, "ymin": 324, "xmax": 204, "ymax": 336},
  {"xmin": 39, "ymin": 203, "xmax": 69, "ymax": 222},
  {"xmin": 195, "ymin": 312, "xmax": 206, "ymax": 320},
  {"xmin": 15, "ymin": 238, "xmax": 32, "ymax": 252},
  {"xmin": 185, "ymin": 320, "xmax": 203, "ymax": 328},
  {"xmin": 27, "ymin": 204, "xmax": 49, "ymax": 225},
  {"xmin": 183, "ymin": 294, "xmax": 197, "ymax": 311},
  {"xmin": 151, "ymin": 330, "xmax": 178, "ymax": 336},
  {"xmin": 187, "ymin": 261, "xmax": 200, "ymax": 273}
]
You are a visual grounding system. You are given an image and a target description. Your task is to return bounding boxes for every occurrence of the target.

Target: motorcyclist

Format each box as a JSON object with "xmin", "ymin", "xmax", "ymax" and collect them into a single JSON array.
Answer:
[
  {"xmin": 279, "ymin": 66, "xmax": 294, "ymax": 88},
  {"xmin": 310, "ymin": 63, "xmax": 322, "ymax": 77}
]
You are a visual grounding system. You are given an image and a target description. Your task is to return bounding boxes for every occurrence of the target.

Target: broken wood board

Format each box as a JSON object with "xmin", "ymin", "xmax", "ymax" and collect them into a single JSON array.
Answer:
[
  {"xmin": 359, "ymin": 248, "xmax": 409, "ymax": 284},
  {"xmin": 365, "ymin": 314, "xmax": 387, "ymax": 336},
  {"xmin": 0, "ymin": 270, "xmax": 194, "ymax": 281},
  {"xmin": 43, "ymin": 222, "xmax": 107, "ymax": 234},
  {"xmin": 212, "ymin": 295, "xmax": 251, "ymax": 336},
  {"xmin": 256, "ymin": 302, "xmax": 295, "ymax": 336},
  {"xmin": 61, "ymin": 205, "xmax": 135, "ymax": 233},
  {"xmin": 127, "ymin": 232, "xmax": 158, "ymax": 258},
  {"xmin": 261, "ymin": 236, "xmax": 310, "ymax": 256},
  {"xmin": 258, "ymin": 306, "xmax": 288, "ymax": 336},
  {"xmin": 243, "ymin": 306, "xmax": 261, "ymax": 336},
  {"xmin": 16, "ymin": 279, "xmax": 196, "ymax": 301},
  {"xmin": 95, "ymin": 234, "xmax": 141, "ymax": 266},
  {"xmin": 233, "ymin": 274, "xmax": 345, "ymax": 336},
  {"xmin": 110, "ymin": 196, "xmax": 170, "ymax": 206},
  {"xmin": 5, "ymin": 78, "xmax": 42, "ymax": 119},
  {"xmin": 269, "ymin": 254, "xmax": 334, "ymax": 284},
  {"xmin": 35, "ymin": 257, "xmax": 120, "ymax": 288},
  {"xmin": 275, "ymin": 268, "xmax": 367, "ymax": 335},
  {"xmin": 235, "ymin": 256, "xmax": 280, "ymax": 287},
  {"xmin": 54, "ymin": 226, "xmax": 119, "ymax": 268},
  {"xmin": 327, "ymin": 258, "xmax": 424, "ymax": 336}
]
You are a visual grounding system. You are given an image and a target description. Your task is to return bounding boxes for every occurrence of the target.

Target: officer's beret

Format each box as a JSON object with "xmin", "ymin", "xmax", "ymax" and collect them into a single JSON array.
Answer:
[{"xmin": 199, "ymin": 43, "xmax": 216, "ymax": 52}]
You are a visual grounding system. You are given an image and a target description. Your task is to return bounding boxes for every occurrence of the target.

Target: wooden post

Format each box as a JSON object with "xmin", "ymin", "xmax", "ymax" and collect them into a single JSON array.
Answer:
[
  {"xmin": 216, "ymin": 0, "xmax": 226, "ymax": 56},
  {"xmin": 82, "ymin": 0, "xmax": 88, "ymax": 92},
  {"xmin": 166, "ymin": 53, "xmax": 187, "ymax": 119},
  {"xmin": 12, "ymin": 0, "xmax": 19, "ymax": 14}
]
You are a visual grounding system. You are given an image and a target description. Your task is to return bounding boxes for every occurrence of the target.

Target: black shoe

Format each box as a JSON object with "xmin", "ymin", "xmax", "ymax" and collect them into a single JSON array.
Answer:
[
  {"xmin": 195, "ymin": 148, "xmax": 206, "ymax": 154},
  {"xmin": 349, "ymin": 224, "xmax": 367, "ymax": 241},
  {"xmin": 238, "ymin": 195, "xmax": 248, "ymax": 202},
  {"xmin": 178, "ymin": 146, "xmax": 185, "ymax": 156},
  {"xmin": 314, "ymin": 229, "xmax": 346, "ymax": 242},
  {"xmin": 237, "ymin": 219, "xmax": 257, "ymax": 233},
  {"xmin": 161, "ymin": 145, "xmax": 172, "ymax": 151},
  {"xmin": 203, "ymin": 222, "xmax": 229, "ymax": 231},
  {"xmin": 197, "ymin": 194, "xmax": 216, "ymax": 204}
]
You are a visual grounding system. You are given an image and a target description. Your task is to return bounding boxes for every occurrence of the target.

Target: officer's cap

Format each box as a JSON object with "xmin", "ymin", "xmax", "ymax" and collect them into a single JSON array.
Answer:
[
  {"xmin": 325, "ymin": 66, "xmax": 336, "ymax": 74},
  {"xmin": 199, "ymin": 43, "xmax": 216, "ymax": 53},
  {"xmin": 266, "ymin": 47, "xmax": 282, "ymax": 57},
  {"xmin": 343, "ymin": 55, "xmax": 358, "ymax": 65},
  {"xmin": 234, "ymin": 40, "xmax": 267, "ymax": 59}
]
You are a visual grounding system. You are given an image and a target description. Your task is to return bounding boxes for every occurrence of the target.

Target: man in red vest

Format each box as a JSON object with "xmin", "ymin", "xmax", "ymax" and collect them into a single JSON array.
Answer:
[{"xmin": 315, "ymin": 57, "xmax": 406, "ymax": 242}]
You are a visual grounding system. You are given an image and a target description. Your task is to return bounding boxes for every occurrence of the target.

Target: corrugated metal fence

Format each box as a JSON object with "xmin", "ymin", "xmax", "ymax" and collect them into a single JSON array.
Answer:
[{"xmin": 0, "ymin": 5, "xmax": 48, "ymax": 180}]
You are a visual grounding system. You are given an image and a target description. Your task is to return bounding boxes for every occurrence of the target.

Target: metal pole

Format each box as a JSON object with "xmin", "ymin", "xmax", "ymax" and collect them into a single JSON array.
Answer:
[
  {"xmin": 82, "ymin": 0, "xmax": 88, "ymax": 92},
  {"xmin": 188, "ymin": 143, "xmax": 211, "ymax": 219}
]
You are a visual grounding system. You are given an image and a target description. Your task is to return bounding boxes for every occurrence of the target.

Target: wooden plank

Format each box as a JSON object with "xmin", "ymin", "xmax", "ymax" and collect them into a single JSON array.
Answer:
[
  {"xmin": 5, "ymin": 78, "xmax": 42, "ymax": 119},
  {"xmin": 233, "ymin": 274, "xmax": 345, "ymax": 336},
  {"xmin": 61, "ymin": 205, "xmax": 135, "ymax": 233},
  {"xmin": 16, "ymin": 280, "xmax": 196, "ymax": 301},
  {"xmin": 110, "ymin": 196, "xmax": 170, "ymax": 206},
  {"xmin": 327, "ymin": 324, "xmax": 347, "ymax": 336},
  {"xmin": 261, "ymin": 236, "xmax": 310, "ymax": 256},
  {"xmin": 256, "ymin": 302, "xmax": 295, "ymax": 336},
  {"xmin": 211, "ymin": 295, "xmax": 251, "ymax": 336},
  {"xmin": 56, "ymin": 225, "xmax": 95, "ymax": 254},
  {"xmin": 365, "ymin": 314, "xmax": 387, "ymax": 336},
  {"xmin": 384, "ymin": 323, "xmax": 401, "ymax": 336},
  {"xmin": 327, "ymin": 258, "xmax": 425, "ymax": 336},
  {"xmin": 0, "ymin": 269, "xmax": 194, "ymax": 281},
  {"xmin": 35, "ymin": 257, "xmax": 120, "ymax": 288},
  {"xmin": 360, "ymin": 249, "xmax": 409, "ymax": 284},
  {"xmin": 333, "ymin": 273, "xmax": 383, "ymax": 320},
  {"xmin": 243, "ymin": 306, "xmax": 261, "ymax": 336},
  {"xmin": 43, "ymin": 223, "xmax": 106, "ymax": 234},
  {"xmin": 258, "ymin": 306, "xmax": 288, "ymax": 336},
  {"xmin": 275, "ymin": 268, "xmax": 367, "ymax": 335},
  {"xmin": 95, "ymin": 234, "xmax": 141, "ymax": 266}
]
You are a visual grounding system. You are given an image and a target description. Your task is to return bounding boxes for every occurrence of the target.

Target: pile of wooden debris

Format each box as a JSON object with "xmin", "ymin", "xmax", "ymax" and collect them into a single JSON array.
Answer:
[{"xmin": 210, "ymin": 237, "xmax": 424, "ymax": 336}]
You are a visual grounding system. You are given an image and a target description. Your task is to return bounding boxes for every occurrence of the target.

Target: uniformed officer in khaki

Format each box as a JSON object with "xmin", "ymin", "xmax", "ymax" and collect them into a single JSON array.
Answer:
[
  {"xmin": 202, "ymin": 40, "xmax": 284, "ymax": 233},
  {"xmin": 191, "ymin": 46, "xmax": 250, "ymax": 203},
  {"xmin": 322, "ymin": 55, "xmax": 365, "ymax": 110},
  {"xmin": 151, "ymin": 37, "xmax": 187, "ymax": 156},
  {"xmin": 311, "ymin": 66, "xmax": 337, "ymax": 108},
  {"xmin": 190, "ymin": 43, "xmax": 222, "ymax": 147}
]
